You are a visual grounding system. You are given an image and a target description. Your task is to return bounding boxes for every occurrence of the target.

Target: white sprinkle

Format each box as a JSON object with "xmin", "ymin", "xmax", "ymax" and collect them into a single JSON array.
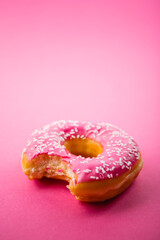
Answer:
[
  {"xmin": 95, "ymin": 168, "xmax": 99, "ymax": 173},
  {"xmin": 76, "ymin": 169, "xmax": 80, "ymax": 174},
  {"xmin": 83, "ymin": 169, "xmax": 92, "ymax": 173},
  {"xmin": 100, "ymin": 160, "xmax": 105, "ymax": 164},
  {"xmin": 126, "ymin": 166, "xmax": 131, "ymax": 170},
  {"xmin": 43, "ymin": 125, "xmax": 50, "ymax": 130},
  {"xmin": 81, "ymin": 160, "xmax": 88, "ymax": 163},
  {"xmin": 90, "ymin": 176, "xmax": 96, "ymax": 179},
  {"xmin": 70, "ymin": 135, "xmax": 76, "ymax": 139},
  {"xmin": 48, "ymin": 151, "xmax": 55, "ymax": 155},
  {"xmin": 75, "ymin": 128, "xmax": 78, "ymax": 132}
]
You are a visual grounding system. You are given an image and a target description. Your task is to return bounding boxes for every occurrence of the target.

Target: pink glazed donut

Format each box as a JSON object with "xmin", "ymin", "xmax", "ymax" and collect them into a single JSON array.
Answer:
[{"xmin": 22, "ymin": 120, "xmax": 143, "ymax": 202}]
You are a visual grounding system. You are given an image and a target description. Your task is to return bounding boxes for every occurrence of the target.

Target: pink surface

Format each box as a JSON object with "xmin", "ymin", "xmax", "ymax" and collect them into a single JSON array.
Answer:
[{"xmin": 0, "ymin": 0, "xmax": 160, "ymax": 240}]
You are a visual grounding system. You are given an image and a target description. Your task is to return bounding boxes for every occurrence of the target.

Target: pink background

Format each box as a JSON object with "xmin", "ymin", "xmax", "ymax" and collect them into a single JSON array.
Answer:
[{"xmin": 0, "ymin": 0, "xmax": 160, "ymax": 239}]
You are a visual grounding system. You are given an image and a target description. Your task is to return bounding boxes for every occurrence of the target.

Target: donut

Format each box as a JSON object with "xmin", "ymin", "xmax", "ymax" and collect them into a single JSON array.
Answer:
[{"xmin": 21, "ymin": 120, "xmax": 143, "ymax": 202}]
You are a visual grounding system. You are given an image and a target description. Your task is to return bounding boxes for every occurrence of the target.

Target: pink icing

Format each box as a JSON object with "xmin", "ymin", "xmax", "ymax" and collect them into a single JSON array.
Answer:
[{"xmin": 24, "ymin": 120, "xmax": 141, "ymax": 184}]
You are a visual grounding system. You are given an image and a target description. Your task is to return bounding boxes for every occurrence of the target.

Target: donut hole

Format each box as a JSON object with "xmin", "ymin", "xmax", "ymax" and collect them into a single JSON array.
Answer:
[{"xmin": 63, "ymin": 138, "xmax": 103, "ymax": 158}]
